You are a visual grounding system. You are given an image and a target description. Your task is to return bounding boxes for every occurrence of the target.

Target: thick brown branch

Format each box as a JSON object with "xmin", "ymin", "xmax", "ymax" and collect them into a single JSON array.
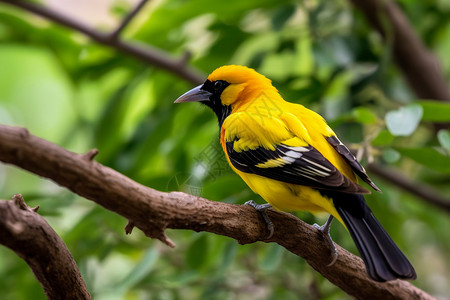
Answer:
[
  {"xmin": 0, "ymin": 194, "xmax": 91, "ymax": 300},
  {"xmin": 350, "ymin": 0, "xmax": 450, "ymax": 102},
  {"xmin": 0, "ymin": 0, "xmax": 204, "ymax": 85},
  {"xmin": 0, "ymin": 124, "xmax": 434, "ymax": 299},
  {"xmin": 367, "ymin": 164, "xmax": 450, "ymax": 214}
]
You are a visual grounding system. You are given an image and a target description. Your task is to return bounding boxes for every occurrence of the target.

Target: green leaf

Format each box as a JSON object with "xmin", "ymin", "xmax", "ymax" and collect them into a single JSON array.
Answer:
[
  {"xmin": 217, "ymin": 241, "xmax": 237, "ymax": 274},
  {"xmin": 271, "ymin": 5, "xmax": 296, "ymax": 31},
  {"xmin": 353, "ymin": 107, "xmax": 377, "ymax": 124},
  {"xmin": 418, "ymin": 100, "xmax": 450, "ymax": 122},
  {"xmin": 186, "ymin": 234, "xmax": 209, "ymax": 270},
  {"xmin": 372, "ymin": 130, "xmax": 394, "ymax": 146},
  {"xmin": 382, "ymin": 148, "xmax": 401, "ymax": 163},
  {"xmin": 397, "ymin": 147, "xmax": 450, "ymax": 173},
  {"xmin": 437, "ymin": 129, "xmax": 450, "ymax": 150},
  {"xmin": 385, "ymin": 104, "xmax": 423, "ymax": 136},
  {"xmin": 261, "ymin": 243, "xmax": 283, "ymax": 271},
  {"xmin": 116, "ymin": 248, "xmax": 159, "ymax": 292}
]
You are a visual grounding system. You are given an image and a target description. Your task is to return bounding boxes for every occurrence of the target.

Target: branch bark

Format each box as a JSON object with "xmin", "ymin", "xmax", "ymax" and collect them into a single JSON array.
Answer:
[
  {"xmin": 0, "ymin": 124, "xmax": 435, "ymax": 299},
  {"xmin": 0, "ymin": 0, "xmax": 204, "ymax": 85},
  {"xmin": 350, "ymin": 0, "xmax": 450, "ymax": 102},
  {"xmin": 0, "ymin": 1, "xmax": 445, "ymax": 297},
  {"xmin": 0, "ymin": 0, "xmax": 446, "ymax": 209},
  {"xmin": 0, "ymin": 194, "xmax": 91, "ymax": 300}
]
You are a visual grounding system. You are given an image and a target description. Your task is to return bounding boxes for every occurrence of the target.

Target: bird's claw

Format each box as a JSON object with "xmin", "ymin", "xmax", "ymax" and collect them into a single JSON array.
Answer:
[
  {"xmin": 244, "ymin": 200, "xmax": 274, "ymax": 239},
  {"xmin": 313, "ymin": 215, "xmax": 338, "ymax": 267}
]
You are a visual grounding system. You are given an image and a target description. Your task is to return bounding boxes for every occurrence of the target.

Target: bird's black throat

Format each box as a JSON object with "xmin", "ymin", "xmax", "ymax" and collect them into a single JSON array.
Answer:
[{"xmin": 199, "ymin": 79, "xmax": 232, "ymax": 128}]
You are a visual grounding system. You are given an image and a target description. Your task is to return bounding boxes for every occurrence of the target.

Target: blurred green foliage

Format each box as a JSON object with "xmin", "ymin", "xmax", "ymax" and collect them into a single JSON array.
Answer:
[{"xmin": 0, "ymin": 0, "xmax": 450, "ymax": 299}]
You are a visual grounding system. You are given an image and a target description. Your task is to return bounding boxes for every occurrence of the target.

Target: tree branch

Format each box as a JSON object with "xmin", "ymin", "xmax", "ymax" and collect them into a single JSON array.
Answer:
[
  {"xmin": 0, "ymin": 0, "xmax": 204, "ymax": 85},
  {"xmin": 350, "ymin": 0, "xmax": 450, "ymax": 102},
  {"xmin": 0, "ymin": 194, "xmax": 91, "ymax": 300},
  {"xmin": 0, "ymin": 1, "xmax": 444, "ymax": 296},
  {"xmin": 0, "ymin": 124, "xmax": 435, "ymax": 299},
  {"xmin": 367, "ymin": 163, "xmax": 450, "ymax": 214},
  {"xmin": 110, "ymin": 0, "xmax": 150, "ymax": 40}
]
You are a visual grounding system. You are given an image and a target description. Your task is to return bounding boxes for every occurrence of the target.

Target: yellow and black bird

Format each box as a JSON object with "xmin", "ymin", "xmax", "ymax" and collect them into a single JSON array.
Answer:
[{"xmin": 175, "ymin": 65, "xmax": 416, "ymax": 282}]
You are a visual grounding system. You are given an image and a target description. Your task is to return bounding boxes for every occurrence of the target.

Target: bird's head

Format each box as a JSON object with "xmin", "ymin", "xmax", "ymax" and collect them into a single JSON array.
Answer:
[{"xmin": 175, "ymin": 65, "xmax": 276, "ymax": 126}]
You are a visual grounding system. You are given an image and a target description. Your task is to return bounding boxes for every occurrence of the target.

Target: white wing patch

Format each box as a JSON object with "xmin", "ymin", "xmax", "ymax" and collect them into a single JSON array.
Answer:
[
  {"xmin": 256, "ymin": 145, "xmax": 333, "ymax": 179},
  {"xmin": 226, "ymin": 139, "xmax": 371, "ymax": 194},
  {"xmin": 287, "ymin": 146, "xmax": 310, "ymax": 152},
  {"xmin": 257, "ymin": 147, "xmax": 306, "ymax": 168},
  {"xmin": 284, "ymin": 150, "xmax": 303, "ymax": 158},
  {"xmin": 281, "ymin": 156, "xmax": 296, "ymax": 164}
]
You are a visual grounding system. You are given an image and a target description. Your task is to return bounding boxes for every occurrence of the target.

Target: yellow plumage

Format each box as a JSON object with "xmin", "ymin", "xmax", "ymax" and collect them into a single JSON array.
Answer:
[
  {"xmin": 211, "ymin": 65, "xmax": 354, "ymax": 223},
  {"xmin": 175, "ymin": 65, "xmax": 416, "ymax": 282}
]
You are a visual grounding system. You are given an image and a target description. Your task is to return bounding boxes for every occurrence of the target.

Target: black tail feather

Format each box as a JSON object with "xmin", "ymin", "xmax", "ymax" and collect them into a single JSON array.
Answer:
[{"xmin": 331, "ymin": 193, "xmax": 416, "ymax": 282}]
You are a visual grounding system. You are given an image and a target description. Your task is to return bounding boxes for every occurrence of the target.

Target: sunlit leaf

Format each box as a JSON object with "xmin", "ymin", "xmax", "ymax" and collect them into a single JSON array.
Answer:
[
  {"xmin": 437, "ymin": 129, "xmax": 450, "ymax": 150},
  {"xmin": 385, "ymin": 104, "xmax": 423, "ymax": 136}
]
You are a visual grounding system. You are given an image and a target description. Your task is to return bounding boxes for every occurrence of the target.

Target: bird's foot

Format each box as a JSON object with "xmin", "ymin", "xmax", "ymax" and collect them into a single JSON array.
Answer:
[
  {"xmin": 313, "ymin": 215, "xmax": 338, "ymax": 267},
  {"xmin": 244, "ymin": 200, "xmax": 274, "ymax": 239}
]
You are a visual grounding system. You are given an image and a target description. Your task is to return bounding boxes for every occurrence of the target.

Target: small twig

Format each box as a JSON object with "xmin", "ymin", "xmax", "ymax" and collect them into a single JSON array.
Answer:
[
  {"xmin": 110, "ymin": 0, "xmax": 149, "ymax": 40},
  {"xmin": 13, "ymin": 193, "xmax": 29, "ymax": 210},
  {"xmin": 367, "ymin": 163, "xmax": 450, "ymax": 214},
  {"xmin": 0, "ymin": 0, "xmax": 204, "ymax": 85},
  {"xmin": 125, "ymin": 220, "xmax": 136, "ymax": 234},
  {"xmin": 81, "ymin": 148, "xmax": 99, "ymax": 161},
  {"xmin": 178, "ymin": 51, "xmax": 192, "ymax": 66}
]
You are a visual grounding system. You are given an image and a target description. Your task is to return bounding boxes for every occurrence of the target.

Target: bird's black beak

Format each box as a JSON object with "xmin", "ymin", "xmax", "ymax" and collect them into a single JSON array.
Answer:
[{"xmin": 174, "ymin": 85, "xmax": 212, "ymax": 103}]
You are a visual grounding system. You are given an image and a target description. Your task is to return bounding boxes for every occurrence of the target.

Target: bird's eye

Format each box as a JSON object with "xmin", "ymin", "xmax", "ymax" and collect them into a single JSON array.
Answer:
[
  {"xmin": 214, "ymin": 81, "xmax": 224, "ymax": 90},
  {"xmin": 204, "ymin": 80, "xmax": 229, "ymax": 95}
]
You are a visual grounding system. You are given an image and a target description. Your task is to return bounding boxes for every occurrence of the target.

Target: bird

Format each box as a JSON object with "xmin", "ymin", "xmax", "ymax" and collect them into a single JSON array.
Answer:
[{"xmin": 174, "ymin": 65, "xmax": 416, "ymax": 282}]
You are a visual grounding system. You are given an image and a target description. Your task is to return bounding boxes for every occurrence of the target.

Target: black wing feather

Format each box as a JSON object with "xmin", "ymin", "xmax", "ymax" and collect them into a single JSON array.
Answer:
[
  {"xmin": 226, "ymin": 140, "xmax": 369, "ymax": 194},
  {"xmin": 328, "ymin": 192, "xmax": 417, "ymax": 281},
  {"xmin": 326, "ymin": 136, "xmax": 381, "ymax": 192}
]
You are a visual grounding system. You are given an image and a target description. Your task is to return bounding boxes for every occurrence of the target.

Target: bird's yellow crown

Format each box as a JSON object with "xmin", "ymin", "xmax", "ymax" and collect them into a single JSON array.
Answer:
[
  {"xmin": 208, "ymin": 65, "xmax": 273, "ymax": 86},
  {"xmin": 207, "ymin": 65, "xmax": 279, "ymax": 107}
]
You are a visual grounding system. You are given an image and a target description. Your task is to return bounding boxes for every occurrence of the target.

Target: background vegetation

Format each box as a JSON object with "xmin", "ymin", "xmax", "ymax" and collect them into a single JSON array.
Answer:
[{"xmin": 0, "ymin": 0, "xmax": 449, "ymax": 299}]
